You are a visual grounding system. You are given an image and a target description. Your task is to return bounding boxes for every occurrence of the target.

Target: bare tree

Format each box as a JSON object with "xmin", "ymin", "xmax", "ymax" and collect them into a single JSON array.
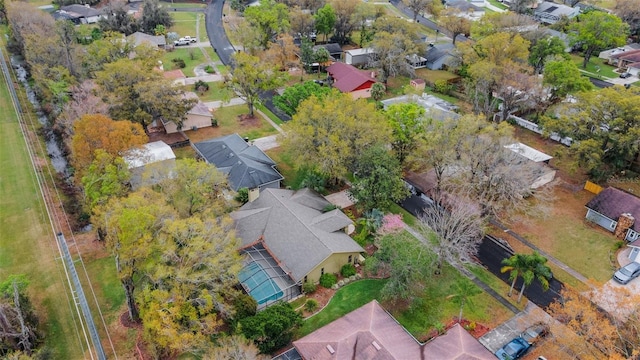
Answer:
[
  {"xmin": 402, "ymin": 0, "xmax": 433, "ymax": 22},
  {"xmin": 418, "ymin": 193, "xmax": 484, "ymax": 274},
  {"xmin": 57, "ymin": 81, "xmax": 109, "ymax": 142},
  {"xmin": 204, "ymin": 335, "xmax": 268, "ymax": 360},
  {"xmin": 495, "ymin": 66, "xmax": 541, "ymax": 122}
]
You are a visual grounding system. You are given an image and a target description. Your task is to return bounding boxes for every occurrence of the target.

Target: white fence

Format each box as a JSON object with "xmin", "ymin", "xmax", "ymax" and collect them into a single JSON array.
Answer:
[{"xmin": 508, "ymin": 115, "xmax": 573, "ymax": 147}]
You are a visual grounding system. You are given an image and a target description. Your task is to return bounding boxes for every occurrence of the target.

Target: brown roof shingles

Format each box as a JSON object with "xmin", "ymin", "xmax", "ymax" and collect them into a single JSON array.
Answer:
[
  {"xmin": 586, "ymin": 187, "xmax": 640, "ymax": 232},
  {"xmin": 293, "ymin": 301, "xmax": 494, "ymax": 360}
]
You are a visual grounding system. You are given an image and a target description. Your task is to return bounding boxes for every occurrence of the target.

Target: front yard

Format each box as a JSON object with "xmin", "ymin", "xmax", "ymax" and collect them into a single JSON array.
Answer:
[
  {"xmin": 297, "ymin": 231, "xmax": 514, "ymax": 342},
  {"xmin": 162, "ymin": 47, "xmax": 207, "ymax": 77},
  {"xmin": 570, "ymin": 54, "xmax": 619, "ymax": 79}
]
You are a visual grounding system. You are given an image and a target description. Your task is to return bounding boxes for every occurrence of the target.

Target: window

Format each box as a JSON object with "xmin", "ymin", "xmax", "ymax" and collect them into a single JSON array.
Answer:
[
  {"xmin": 321, "ymin": 268, "xmax": 324, "ymax": 276},
  {"xmin": 348, "ymin": 255, "xmax": 352, "ymax": 264},
  {"xmin": 304, "ymin": 276, "xmax": 308, "ymax": 283},
  {"xmin": 610, "ymin": 221, "xmax": 617, "ymax": 230}
]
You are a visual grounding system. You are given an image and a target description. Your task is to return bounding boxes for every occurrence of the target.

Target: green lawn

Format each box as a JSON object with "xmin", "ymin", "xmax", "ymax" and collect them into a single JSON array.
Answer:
[
  {"xmin": 389, "ymin": 203, "xmax": 418, "ymax": 227},
  {"xmin": 192, "ymin": 82, "xmax": 232, "ymax": 102},
  {"xmin": 162, "ymin": 47, "xmax": 206, "ymax": 77},
  {"xmin": 415, "ymin": 68, "xmax": 460, "ymax": 83},
  {"xmin": 467, "ymin": 265, "xmax": 527, "ymax": 311},
  {"xmin": 297, "ymin": 279, "xmax": 388, "ymax": 336},
  {"xmin": 204, "ymin": 46, "xmax": 220, "ymax": 63},
  {"xmin": 183, "ymin": 104, "xmax": 279, "ymax": 143},
  {"xmin": 265, "ymin": 147, "xmax": 307, "ymax": 189},
  {"xmin": 570, "ymin": 54, "xmax": 619, "ymax": 79},
  {"xmin": 0, "ymin": 49, "xmax": 84, "ymax": 357},
  {"xmin": 256, "ymin": 103, "xmax": 284, "ymax": 125},
  {"xmin": 169, "ymin": 12, "xmax": 198, "ymax": 39},
  {"xmin": 485, "ymin": 0, "xmax": 508, "ymax": 9}
]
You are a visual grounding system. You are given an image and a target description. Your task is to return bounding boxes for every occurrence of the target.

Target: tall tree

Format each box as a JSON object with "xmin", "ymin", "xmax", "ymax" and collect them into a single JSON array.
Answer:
[
  {"xmin": 289, "ymin": 6, "xmax": 315, "ymax": 39},
  {"xmin": 140, "ymin": 216, "xmax": 242, "ymax": 355},
  {"xmin": 95, "ymin": 58, "xmax": 196, "ymax": 127},
  {"xmin": 614, "ymin": 0, "xmax": 640, "ymax": 36},
  {"xmin": 280, "ymin": 91, "xmax": 392, "ymax": 183},
  {"xmin": 140, "ymin": 0, "xmax": 173, "ymax": 34},
  {"xmin": 541, "ymin": 86, "xmax": 640, "ymax": 180},
  {"xmin": 542, "ymin": 58, "xmax": 593, "ymax": 104},
  {"xmin": 83, "ymin": 32, "xmax": 136, "ymax": 75},
  {"xmin": 569, "ymin": 11, "xmax": 629, "ymax": 69},
  {"xmin": 348, "ymin": 146, "xmax": 409, "ymax": 212},
  {"xmin": 438, "ymin": 9, "xmax": 471, "ymax": 45},
  {"xmin": 226, "ymin": 52, "xmax": 286, "ymax": 117},
  {"xmin": 495, "ymin": 66, "xmax": 541, "ymax": 121},
  {"xmin": 263, "ymin": 33, "xmax": 299, "ymax": 71},
  {"xmin": 470, "ymin": 12, "xmax": 536, "ymax": 40},
  {"xmin": 94, "ymin": 188, "xmax": 176, "ymax": 321},
  {"xmin": 70, "ymin": 114, "xmax": 148, "ymax": 177},
  {"xmin": 528, "ymin": 35, "xmax": 567, "ymax": 74},
  {"xmin": 402, "ymin": 0, "xmax": 433, "ymax": 22},
  {"xmin": 509, "ymin": 0, "xmax": 537, "ymax": 14},
  {"xmin": 99, "ymin": 2, "xmax": 139, "ymax": 35},
  {"xmin": 273, "ymin": 81, "xmax": 332, "ymax": 116},
  {"xmin": 501, "ymin": 252, "xmax": 552, "ymax": 303},
  {"xmin": 328, "ymin": 0, "xmax": 359, "ymax": 44},
  {"xmin": 56, "ymin": 20, "xmax": 79, "ymax": 78},
  {"xmin": 156, "ymin": 158, "xmax": 235, "ymax": 218},
  {"xmin": 314, "ymin": 3, "xmax": 336, "ymax": 43},
  {"xmin": 240, "ymin": 303, "xmax": 302, "ymax": 354},
  {"xmin": 374, "ymin": 232, "xmax": 435, "ymax": 302},
  {"xmin": 370, "ymin": 18, "xmax": 423, "ymax": 83},
  {"xmin": 299, "ymin": 37, "xmax": 315, "ymax": 73},
  {"xmin": 81, "ymin": 150, "xmax": 131, "ymax": 212},
  {"xmin": 418, "ymin": 193, "xmax": 484, "ymax": 274},
  {"xmin": 447, "ymin": 279, "xmax": 482, "ymax": 322},
  {"xmin": 243, "ymin": 0, "xmax": 290, "ymax": 49},
  {"xmin": 385, "ymin": 102, "xmax": 425, "ymax": 165}
]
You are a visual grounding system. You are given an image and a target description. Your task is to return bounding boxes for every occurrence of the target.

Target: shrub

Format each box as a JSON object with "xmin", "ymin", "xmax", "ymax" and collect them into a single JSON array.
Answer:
[
  {"xmin": 204, "ymin": 65, "xmax": 215, "ymax": 74},
  {"xmin": 304, "ymin": 299, "xmax": 318, "ymax": 312},
  {"xmin": 319, "ymin": 273, "xmax": 337, "ymax": 288},
  {"xmin": 240, "ymin": 303, "xmax": 302, "ymax": 354},
  {"xmin": 235, "ymin": 188, "xmax": 249, "ymax": 204},
  {"xmin": 233, "ymin": 293, "xmax": 257, "ymax": 320},
  {"xmin": 434, "ymin": 79, "xmax": 453, "ymax": 95},
  {"xmin": 194, "ymin": 80, "xmax": 210, "ymax": 93},
  {"xmin": 614, "ymin": 241, "xmax": 625, "ymax": 250},
  {"xmin": 341, "ymin": 264, "xmax": 357, "ymax": 278},
  {"xmin": 302, "ymin": 281, "xmax": 316, "ymax": 294},
  {"xmin": 171, "ymin": 58, "xmax": 186, "ymax": 69}
]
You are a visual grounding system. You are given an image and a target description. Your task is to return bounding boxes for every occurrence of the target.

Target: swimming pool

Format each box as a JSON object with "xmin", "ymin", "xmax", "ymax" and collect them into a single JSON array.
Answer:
[{"xmin": 239, "ymin": 262, "xmax": 284, "ymax": 305}]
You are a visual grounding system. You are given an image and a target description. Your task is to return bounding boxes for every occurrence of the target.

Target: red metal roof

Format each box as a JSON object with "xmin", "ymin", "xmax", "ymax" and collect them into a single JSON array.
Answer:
[{"xmin": 326, "ymin": 62, "xmax": 377, "ymax": 93}]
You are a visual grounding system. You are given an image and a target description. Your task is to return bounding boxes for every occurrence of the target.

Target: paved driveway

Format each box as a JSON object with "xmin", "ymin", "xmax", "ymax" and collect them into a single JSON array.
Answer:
[
  {"xmin": 589, "ymin": 247, "xmax": 640, "ymax": 321},
  {"xmin": 479, "ymin": 302, "xmax": 551, "ymax": 353}
]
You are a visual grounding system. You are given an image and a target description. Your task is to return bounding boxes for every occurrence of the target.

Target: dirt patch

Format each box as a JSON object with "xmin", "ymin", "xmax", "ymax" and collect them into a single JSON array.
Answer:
[
  {"xmin": 238, "ymin": 114, "xmax": 261, "ymax": 127},
  {"xmin": 120, "ymin": 311, "xmax": 142, "ymax": 329}
]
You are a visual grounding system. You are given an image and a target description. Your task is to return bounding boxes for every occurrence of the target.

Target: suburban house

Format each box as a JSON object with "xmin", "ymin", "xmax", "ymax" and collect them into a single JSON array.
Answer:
[
  {"xmin": 585, "ymin": 187, "xmax": 640, "ymax": 247},
  {"xmin": 55, "ymin": 4, "xmax": 104, "ymax": 24},
  {"xmin": 534, "ymin": 2, "xmax": 579, "ymax": 24},
  {"xmin": 424, "ymin": 43, "xmax": 457, "ymax": 70},
  {"xmin": 313, "ymin": 43, "xmax": 343, "ymax": 61},
  {"xmin": 344, "ymin": 48, "xmax": 377, "ymax": 66},
  {"xmin": 124, "ymin": 141, "xmax": 176, "ymax": 188},
  {"xmin": 284, "ymin": 300, "xmax": 495, "ymax": 359},
  {"xmin": 445, "ymin": 0, "xmax": 485, "ymax": 21},
  {"xmin": 609, "ymin": 49, "xmax": 640, "ymax": 75},
  {"xmin": 192, "ymin": 133, "xmax": 283, "ymax": 201},
  {"xmin": 381, "ymin": 94, "xmax": 460, "ymax": 121},
  {"xmin": 232, "ymin": 188, "xmax": 363, "ymax": 307},
  {"xmin": 598, "ymin": 44, "xmax": 640, "ymax": 62},
  {"xmin": 128, "ymin": 31, "xmax": 167, "ymax": 48},
  {"xmin": 504, "ymin": 143, "xmax": 556, "ymax": 189},
  {"xmin": 326, "ymin": 62, "xmax": 378, "ymax": 99},
  {"xmin": 406, "ymin": 54, "xmax": 428, "ymax": 69},
  {"xmin": 160, "ymin": 92, "xmax": 213, "ymax": 134}
]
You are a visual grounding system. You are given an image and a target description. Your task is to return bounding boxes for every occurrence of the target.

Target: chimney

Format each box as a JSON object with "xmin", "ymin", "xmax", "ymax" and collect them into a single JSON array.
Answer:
[{"xmin": 615, "ymin": 213, "xmax": 635, "ymax": 239}]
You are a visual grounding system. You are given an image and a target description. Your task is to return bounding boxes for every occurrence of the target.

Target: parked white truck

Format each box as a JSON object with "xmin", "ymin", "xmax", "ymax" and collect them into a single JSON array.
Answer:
[{"xmin": 174, "ymin": 36, "xmax": 197, "ymax": 46}]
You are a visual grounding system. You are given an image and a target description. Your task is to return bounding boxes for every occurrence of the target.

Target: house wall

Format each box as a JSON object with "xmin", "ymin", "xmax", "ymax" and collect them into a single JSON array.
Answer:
[
  {"xmin": 305, "ymin": 252, "xmax": 360, "ymax": 284},
  {"xmin": 586, "ymin": 208, "xmax": 616, "ymax": 232},
  {"xmin": 349, "ymin": 87, "xmax": 372, "ymax": 99},
  {"xmin": 346, "ymin": 54, "xmax": 371, "ymax": 66},
  {"xmin": 164, "ymin": 114, "xmax": 212, "ymax": 134}
]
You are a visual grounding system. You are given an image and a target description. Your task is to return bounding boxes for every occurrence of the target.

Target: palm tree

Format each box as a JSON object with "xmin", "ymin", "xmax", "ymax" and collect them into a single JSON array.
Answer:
[
  {"xmin": 501, "ymin": 253, "xmax": 528, "ymax": 298},
  {"xmin": 447, "ymin": 279, "xmax": 482, "ymax": 322},
  {"xmin": 502, "ymin": 252, "xmax": 553, "ymax": 303}
]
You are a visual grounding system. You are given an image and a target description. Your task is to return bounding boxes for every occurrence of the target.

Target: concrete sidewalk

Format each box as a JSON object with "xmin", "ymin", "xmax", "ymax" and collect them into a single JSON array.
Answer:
[
  {"xmin": 203, "ymin": 97, "xmax": 245, "ymax": 109},
  {"xmin": 252, "ymin": 135, "xmax": 279, "ymax": 151},
  {"xmin": 479, "ymin": 302, "xmax": 551, "ymax": 353}
]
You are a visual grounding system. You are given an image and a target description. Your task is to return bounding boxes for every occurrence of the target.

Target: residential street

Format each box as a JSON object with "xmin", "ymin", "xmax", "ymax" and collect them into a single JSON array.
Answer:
[{"xmin": 205, "ymin": 0, "xmax": 235, "ymax": 66}]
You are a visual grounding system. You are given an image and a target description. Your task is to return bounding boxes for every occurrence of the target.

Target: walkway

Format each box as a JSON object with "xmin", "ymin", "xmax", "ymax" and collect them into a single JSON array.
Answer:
[
  {"xmin": 489, "ymin": 218, "xmax": 595, "ymax": 289},
  {"xmin": 203, "ymin": 97, "xmax": 245, "ymax": 109},
  {"xmin": 479, "ymin": 302, "xmax": 551, "ymax": 353},
  {"xmin": 174, "ymin": 74, "xmax": 223, "ymax": 85},
  {"xmin": 402, "ymin": 225, "xmax": 520, "ymax": 314}
]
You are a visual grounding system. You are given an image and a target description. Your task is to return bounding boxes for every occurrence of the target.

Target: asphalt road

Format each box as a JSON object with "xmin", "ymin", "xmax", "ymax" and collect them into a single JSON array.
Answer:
[
  {"xmin": 388, "ymin": 0, "xmax": 468, "ymax": 43},
  {"xmin": 477, "ymin": 235, "xmax": 564, "ymax": 309},
  {"xmin": 588, "ymin": 77, "xmax": 615, "ymax": 88},
  {"xmin": 205, "ymin": 0, "xmax": 234, "ymax": 66}
]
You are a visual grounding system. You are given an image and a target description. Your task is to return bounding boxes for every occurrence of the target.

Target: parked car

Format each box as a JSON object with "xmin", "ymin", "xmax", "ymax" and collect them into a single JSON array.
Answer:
[
  {"xmin": 620, "ymin": 72, "xmax": 632, "ymax": 79},
  {"xmin": 183, "ymin": 36, "xmax": 197, "ymax": 43},
  {"xmin": 174, "ymin": 38, "xmax": 190, "ymax": 46},
  {"xmin": 495, "ymin": 337, "xmax": 531, "ymax": 360},
  {"xmin": 520, "ymin": 323, "xmax": 549, "ymax": 345},
  {"xmin": 613, "ymin": 262, "xmax": 640, "ymax": 284}
]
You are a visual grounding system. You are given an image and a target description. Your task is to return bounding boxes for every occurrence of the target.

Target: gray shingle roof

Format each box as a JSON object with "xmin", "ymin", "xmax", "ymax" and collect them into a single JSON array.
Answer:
[
  {"xmin": 193, "ymin": 134, "xmax": 283, "ymax": 191},
  {"xmin": 586, "ymin": 187, "xmax": 640, "ymax": 232},
  {"xmin": 231, "ymin": 188, "xmax": 364, "ymax": 282},
  {"xmin": 424, "ymin": 43, "xmax": 456, "ymax": 63}
]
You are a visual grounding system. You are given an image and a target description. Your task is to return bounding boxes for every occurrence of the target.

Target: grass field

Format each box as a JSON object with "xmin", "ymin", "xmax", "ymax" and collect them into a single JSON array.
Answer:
[
  {"xmin": 0, "ymin": 51, "xmax": 84, "ymax": 357},
  {"xmin": 485, "ymin": 0, "xmax": 509, "ymax": 9},
  {"xmin": 170, "ymin": 12, "xmax": 199, "ymax": 39},
  {"xmin": 162, "ymin": 47, "xmax": 206, "ymax": 76},
  {"xmin": 192, "ymin": 82, "xmax": 232, "ymax": 101}
]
